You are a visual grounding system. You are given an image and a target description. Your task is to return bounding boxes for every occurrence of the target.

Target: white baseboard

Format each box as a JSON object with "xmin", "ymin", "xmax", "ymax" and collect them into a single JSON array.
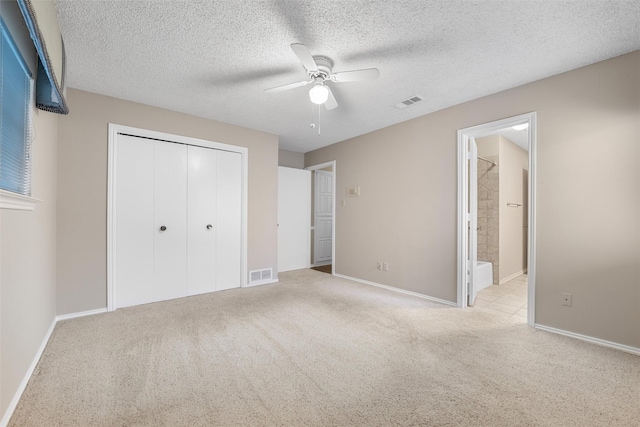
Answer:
[
  {"xmin": 0, "ymin": 318, "xmax": 56, "ymax": 427},
  {"xmin": 534, "ymin": 324, "xmax": 640, "ymax": 356},
  {"xmin": 56, "ymin": 307, "xmax": 108, "ymax": 322},
  {"xmin": 334, "ymin": 274, "xmax": 457, "ymax": 307},
  {"xmin": 499, "ymin": 270, "xmax": 526, "ymax": 285}
]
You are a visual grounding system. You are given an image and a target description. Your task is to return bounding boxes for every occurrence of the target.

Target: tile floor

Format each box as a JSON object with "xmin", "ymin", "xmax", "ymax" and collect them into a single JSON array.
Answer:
[{"xmin": 471, "ymin": 273, "xmax": 528, "ymax": 321}]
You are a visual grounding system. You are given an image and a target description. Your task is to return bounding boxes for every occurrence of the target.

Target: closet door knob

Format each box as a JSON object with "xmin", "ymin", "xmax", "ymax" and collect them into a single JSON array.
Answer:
[
  {"xmin": 206, "ymin": 224, "xmax": 213, "ymax": 230},
  {"xmin": 160, "ymin": 226, "xmax": 167, "ymax": 231}
]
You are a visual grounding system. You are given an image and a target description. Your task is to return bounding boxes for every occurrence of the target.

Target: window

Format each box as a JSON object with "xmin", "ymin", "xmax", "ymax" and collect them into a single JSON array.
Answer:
[{"xmin": 1, "ymin": 16, "xmax": 35, "ymax": 209}]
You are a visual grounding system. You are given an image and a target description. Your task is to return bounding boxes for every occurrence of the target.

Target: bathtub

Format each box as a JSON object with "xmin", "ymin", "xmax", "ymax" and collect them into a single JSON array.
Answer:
[{"xmin": 475, "ymin": 261, "xmax": 494, "ymax": 291}]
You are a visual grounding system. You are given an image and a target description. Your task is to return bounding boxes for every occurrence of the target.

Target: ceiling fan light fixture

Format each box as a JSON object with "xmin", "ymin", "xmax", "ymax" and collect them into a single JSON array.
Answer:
[{"xmin": 309, "ymin": 83, "xmax": 329, "ymax": 104}]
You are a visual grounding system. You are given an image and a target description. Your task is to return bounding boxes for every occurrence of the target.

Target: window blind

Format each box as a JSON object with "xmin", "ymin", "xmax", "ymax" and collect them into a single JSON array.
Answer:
[{"xmin": 1, "ymin": 17, "xmax": 33, "ymax": 196}]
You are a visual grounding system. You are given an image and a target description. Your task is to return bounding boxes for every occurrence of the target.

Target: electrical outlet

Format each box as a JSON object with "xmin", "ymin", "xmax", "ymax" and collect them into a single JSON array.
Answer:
[
  {"xmin": 377, "ymin": 261, "xmax": 382, "ymax": 270},
  {"xmin": 382, "ymin": 262, "xmax": 389, "ymax": 271},
  {"xmin": 561, "ymin": 293, "xmax": 572, "ymax": 307}
]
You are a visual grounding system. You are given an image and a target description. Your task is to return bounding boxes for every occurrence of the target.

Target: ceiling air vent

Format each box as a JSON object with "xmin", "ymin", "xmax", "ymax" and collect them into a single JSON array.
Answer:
[{"xmin": 394, "ymin": 95, "xmax": 425, "ymax": 109}]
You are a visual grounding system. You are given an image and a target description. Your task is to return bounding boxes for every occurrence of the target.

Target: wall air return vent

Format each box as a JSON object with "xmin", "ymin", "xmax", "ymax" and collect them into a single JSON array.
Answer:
[
  {"xmin": 394, "ymin": 95, "xmax": 425, "ymax": 109},
  {"xmin": 249, "ymin": 268, "xmax": 273, "ymax": 286}
]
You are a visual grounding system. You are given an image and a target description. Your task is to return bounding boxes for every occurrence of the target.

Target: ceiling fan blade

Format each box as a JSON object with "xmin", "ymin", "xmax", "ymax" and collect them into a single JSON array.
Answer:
[
  {"xmin": 264, "ymin": 79, "xmax": 312, "ymax": 93},
  {"xmin": 291, "ymin": 43, "xmax": 318, "ymax": 73},
  {"xmin": 324, "ymin": 86, "xmax": 338, "ymax": 110},
  {"xmin": 332, "ymin": 68, "xmax": 380, "ymax": 83}
]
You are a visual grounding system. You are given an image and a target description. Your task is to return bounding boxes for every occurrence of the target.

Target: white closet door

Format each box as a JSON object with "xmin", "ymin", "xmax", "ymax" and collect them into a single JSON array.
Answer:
[
  {"xmin": 115, "ymin": 135, "xmax": 154, "ymax": 308},
  {"xmin": 216, "ymin": 150, "xmax": 242, "ymax": 291},
  {"xmin": 153, "ymin": 141, "xmax": 188, "ymax": 302},
  {"xmin": 187, "ymin": 145, "xmax": 218, "ymax": 295}
]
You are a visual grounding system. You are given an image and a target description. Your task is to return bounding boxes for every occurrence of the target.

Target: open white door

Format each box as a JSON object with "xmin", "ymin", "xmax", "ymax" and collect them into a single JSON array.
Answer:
[
  {"xmin": 314, "ymin": 170, "xmax": 333, "ymax": 265},
  {"xmin": 278, "ymin": 167, "xmax": 311, "ymax": 272},
  {"xmin": 468, "ymin": 137, "xmax": 479, "ymax": 306}
]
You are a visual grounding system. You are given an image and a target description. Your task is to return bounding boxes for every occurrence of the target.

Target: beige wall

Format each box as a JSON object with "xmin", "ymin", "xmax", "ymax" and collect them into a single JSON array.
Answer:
[
  {"xmin": 57, "ymin": 89, "xmax": 279, "ymax": 315},
  {"xmin": 498, "ymin": 136, "xmax": 528, "ymax": 282},
  {"xmin": 477, "ymin": 135, "xmax": 499, "ymax": 158},
  {"xmin": 307, "ymin": 117, "xmax": 459, "ymax": 300},
  {"xmin": 0, "ymin": 109, "xmax": 59, "ymax": 421},
  {"xmin": 0, "ymin": 1, "xmax": 59, "ymax": 418},
  {"xmin": 306, "ymin": 51, "xmax": 640, "ymax": 348},
  {"xmin": 278, "ymin": 149, "xmax": 305, "ymax": 169}
]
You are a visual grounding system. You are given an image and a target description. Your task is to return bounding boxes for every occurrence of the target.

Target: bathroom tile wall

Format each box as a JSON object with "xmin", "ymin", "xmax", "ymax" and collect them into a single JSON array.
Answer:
[{"xmin": 477, "ymin": 156, "xmax": 499, "ymax": 284}]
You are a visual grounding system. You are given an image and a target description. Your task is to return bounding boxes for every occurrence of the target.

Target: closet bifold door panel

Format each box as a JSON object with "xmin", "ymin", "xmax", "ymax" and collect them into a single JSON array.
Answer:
[
  {"xmin": 154, "ymin": 141, "xmax": 188, "ymax": 302},
  {"xmin": 187, "ymin": 146, "xmax": 242, "ymax": 294},
  {"xmin": 187, "ymin": 145, "xmax": 218, "ymax": 295},
  {"xmin": 115, "ymin": 135, "xmax": 155, "ymax": 308},
  {"xmin": 215, "ymin": 150, "xmax": 242, "ymax": 291}
]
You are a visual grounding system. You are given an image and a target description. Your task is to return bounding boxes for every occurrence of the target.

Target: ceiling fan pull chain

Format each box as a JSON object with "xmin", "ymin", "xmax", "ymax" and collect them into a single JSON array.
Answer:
[{"xmin": 309, "ymin": 104, "xmax": 317, "ymax": 133}]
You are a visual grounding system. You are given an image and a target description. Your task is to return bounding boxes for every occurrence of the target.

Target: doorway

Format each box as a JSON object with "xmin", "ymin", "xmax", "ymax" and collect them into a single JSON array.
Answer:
[
  {"xmin": 305, "ymin": 161, "xmax": 336, "ymax": 275},
  {"xmin": 457, "ymin": 113, "xmax": 537, "ymax": 326}
]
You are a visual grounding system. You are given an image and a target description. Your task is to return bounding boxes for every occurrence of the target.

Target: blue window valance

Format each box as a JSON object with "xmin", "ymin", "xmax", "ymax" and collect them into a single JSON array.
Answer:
[{"xmin": 17, "ymin": 0, "xmax": 68, "ymax": 114}]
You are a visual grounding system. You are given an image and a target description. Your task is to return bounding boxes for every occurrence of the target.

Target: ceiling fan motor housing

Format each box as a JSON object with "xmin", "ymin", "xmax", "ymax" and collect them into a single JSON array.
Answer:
[{"xmin": 310, "ymin": 56, "xmax": 333, "ymax": 80}]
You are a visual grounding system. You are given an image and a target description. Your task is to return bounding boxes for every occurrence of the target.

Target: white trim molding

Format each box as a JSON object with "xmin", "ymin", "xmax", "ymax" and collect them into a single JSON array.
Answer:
[
  {"xmin": 535, "ymin": 324, "xmax": 640, "ymax": 356},
  {"xmin": 0, "ymin": 318, "xmax": 56, "ymax": 427},
  {"xmin": 335, "ymin": 273, "xmax": 457, "ymax": 307},
  {"xmin": 56, "ymin": 308, "xmax": 108, "ymax": 322},
  {"xmin": 107, "ymin": 123, "xmax": 249, "ymax": 312},
  {"xmin": 457, "ymin": 112, "xmax": 537, "ymax": 327},
  {"xmin": 0, "ymin": 189, "xmax": 41, "ymax": 211}
]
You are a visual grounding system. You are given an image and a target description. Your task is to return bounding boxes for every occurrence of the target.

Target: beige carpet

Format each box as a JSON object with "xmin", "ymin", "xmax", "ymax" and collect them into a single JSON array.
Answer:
[{"xmin": 10, "ymin": 269, "xmax": 640, "ymax": 426}]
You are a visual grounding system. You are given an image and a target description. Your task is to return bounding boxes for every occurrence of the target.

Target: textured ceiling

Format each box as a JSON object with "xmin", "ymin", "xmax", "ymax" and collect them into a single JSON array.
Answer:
[{"xmin": 54, "ymin": 0, "xmax": 640, "ymax": 153}]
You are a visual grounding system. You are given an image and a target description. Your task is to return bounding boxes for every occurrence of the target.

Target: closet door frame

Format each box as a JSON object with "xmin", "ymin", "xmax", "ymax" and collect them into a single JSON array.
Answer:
[{"xmin": 107, "ymin": 123, "xmax": 248, "ymax": 311}]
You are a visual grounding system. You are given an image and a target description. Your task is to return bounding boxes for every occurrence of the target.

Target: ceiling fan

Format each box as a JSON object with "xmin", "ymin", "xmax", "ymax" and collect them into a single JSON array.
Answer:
[{"xmin": 264, "ymin": 43, "xmax": 380, "ymax": 110}]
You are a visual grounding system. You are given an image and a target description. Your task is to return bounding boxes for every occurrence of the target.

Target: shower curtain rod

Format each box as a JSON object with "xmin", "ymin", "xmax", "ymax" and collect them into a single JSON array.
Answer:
[{"xmin": 477, "ymin": 156, "xmax": 497, "ymax": 166}]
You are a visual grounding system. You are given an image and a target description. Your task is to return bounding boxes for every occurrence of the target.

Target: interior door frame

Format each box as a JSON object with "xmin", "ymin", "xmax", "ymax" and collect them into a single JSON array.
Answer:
[
  {"xmin": 457, "ymin": 112, "xmax": 537, "ymax": 326},
  {"xmin": 305, "ymin": 161, "xmax": 336, "ymax": 275},
  {"xmin": 468, "ymin": 137, "xmax": 478, "ymax": 306},
  {"xmin": 107, "ymin": 123, "xmax": 249, "ymax": 311}
]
